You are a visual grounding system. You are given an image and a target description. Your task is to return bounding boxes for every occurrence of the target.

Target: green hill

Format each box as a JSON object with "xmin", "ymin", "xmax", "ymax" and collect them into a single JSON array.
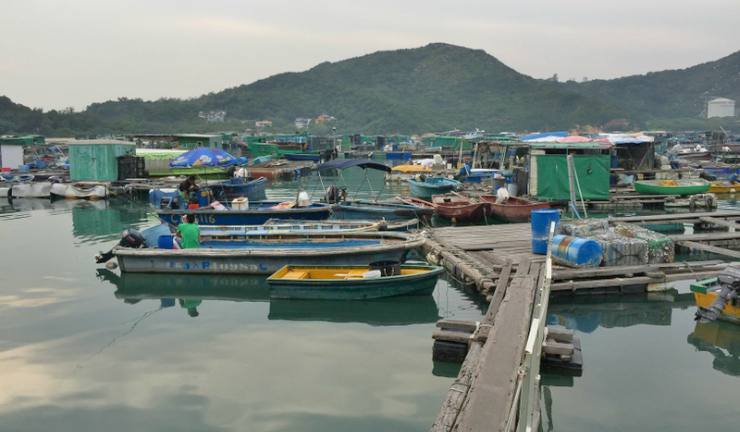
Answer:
[{"xmin": 1, "ymin": 43, "xmax": 738, "ymax": 135}]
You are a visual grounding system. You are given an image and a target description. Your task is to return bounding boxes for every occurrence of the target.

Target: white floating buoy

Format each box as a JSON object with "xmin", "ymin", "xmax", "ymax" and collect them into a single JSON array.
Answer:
[{"xmin": 106, "ymin": 261, "xmax": 118, "ymax": 270}]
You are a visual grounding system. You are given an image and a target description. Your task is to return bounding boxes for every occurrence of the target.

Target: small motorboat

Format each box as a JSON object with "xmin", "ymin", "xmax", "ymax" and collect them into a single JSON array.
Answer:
[
  {"xmin": 633, "ymin": 179, "xmax": 710, "ymax": 196},
  {"xmin": 10, "ymin": 181, "xmax": 52, "ymax": 198},
  {"xmin": 111, "ymin": 231, "xmax": 425, "ymax": 275},
  {"xmin": 691, "ymin": 264, "xmax": 740, "ymax": 324},
  {"xmin": 430, "ymin": 194, "xmax": 487, "ymax": 222},
  {"xmin": 407, "ymin": 177, "xmax": 462, "ymax": 199},
  {"xmin": 206, "ymin": 176, "xmax": 268, "ymax": 202},
  {"xmin": 157, "ymin": 200, "xmax": 334, "ymax": 226},
  {"xmin": 197, "ymin": 218, "xmax": 420, "ymax": 237},
  {"xmin": 50, "ymin": 182, "xmax": 108, "ymax": 200},
  {"xmin": 267, "ymin": 263, "xmax": 443, "ymax": 300},
  {"xmin": 480, "ymin": 195, "xmax": 550, "ymax": 222},
  {"xmin": 708, "ymin": 181, "xmax": 740, "ymax": 194}
]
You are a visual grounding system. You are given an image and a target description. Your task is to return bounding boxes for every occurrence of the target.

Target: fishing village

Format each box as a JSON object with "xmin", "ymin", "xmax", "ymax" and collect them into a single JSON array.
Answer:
[
  {"xmin": 2, "ymin": 2, "xmax": 739, "ymax": 430},
  {"xmin": 2, "ymin": 124, "xmax": 740, "ymax": 431}
]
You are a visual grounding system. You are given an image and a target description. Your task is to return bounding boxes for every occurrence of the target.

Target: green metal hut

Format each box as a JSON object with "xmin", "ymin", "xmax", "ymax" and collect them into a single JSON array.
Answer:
[
  {"xmin": 528, "ymin": 141, "xmax": 613, "ymax": 201},
  {"xmin": 67, "ymin": 139, "xmax": 136, "ymax": 181}
]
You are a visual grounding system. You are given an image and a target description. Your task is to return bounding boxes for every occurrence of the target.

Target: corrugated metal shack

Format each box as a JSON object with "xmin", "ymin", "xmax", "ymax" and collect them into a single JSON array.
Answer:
[
  {"xmin": 68, "ymin": 139, "xmax": 136, "ymax": 181},
  {"xmin": 528, "ymin": 141, "xmax": 613, "ymax": 201}
]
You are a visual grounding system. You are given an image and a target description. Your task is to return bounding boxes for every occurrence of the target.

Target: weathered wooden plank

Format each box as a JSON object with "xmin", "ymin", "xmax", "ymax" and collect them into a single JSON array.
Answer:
[
  {"xmin": 670, "ymin": 232, "xmax": 740, "ymax": 242},
  {"xmin": 677, "ymin": 240, "xmax": 740, "ymax": 259},
  {"xmin": 699, "ymin": 216, "xmax": 740, "ymax": 232},
  {"xmin": 437, "ymin": 319, "xmax": 479, "ymax": 333},
  {"xmin": 610, "ymin": 210, "xmax": 740, "ymax": 223},
  {"xmin": 433, "ymin": 329, "xmax": 474, "ymax": 344},
  {"xmin": 431, "ymin": 342, "xmax": 483, "ymax": 432},
  {"xmin": 452, "ymin": 270, "xmax": 538, "ymax": 432}
]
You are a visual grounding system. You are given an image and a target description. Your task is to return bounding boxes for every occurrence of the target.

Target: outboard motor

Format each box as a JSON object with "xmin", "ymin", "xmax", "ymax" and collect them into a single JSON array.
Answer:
[
  {"xmin": 695, "ymin": 263, "xmax": 740, "ymax": 322},
  {"xmin": 95, "ymin": 228, "xmax": 146, "ymax": 263},
  {"xmin": 325, "ymin": 185, "xmax": 340, "ymax": 204}
]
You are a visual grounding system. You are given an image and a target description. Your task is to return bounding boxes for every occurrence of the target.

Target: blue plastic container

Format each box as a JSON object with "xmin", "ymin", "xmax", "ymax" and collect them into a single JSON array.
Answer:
[
  {"xmin": 158, "ymin": 235, "xmax": 175, "ymax": 249},
  {"xmin": 551, "ymin": 235, "xmax": 603, "ymax": 267},
  {"xmin": 531, "ymin": 209, "xmax": 560, "ymax": 254}
]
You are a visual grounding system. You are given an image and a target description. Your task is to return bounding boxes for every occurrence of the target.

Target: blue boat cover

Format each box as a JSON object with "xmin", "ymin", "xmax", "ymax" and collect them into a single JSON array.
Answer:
[
  {"xmin": 317, "ymin": 159, "xmax": 391, "ymax": 172},
  {"xmin": 170, "ymin": 147, "xmax": 238, "ymax": 168},
  {"xmin": 520, "ymin": 131, "xmax": 569, "ymax": 142}
]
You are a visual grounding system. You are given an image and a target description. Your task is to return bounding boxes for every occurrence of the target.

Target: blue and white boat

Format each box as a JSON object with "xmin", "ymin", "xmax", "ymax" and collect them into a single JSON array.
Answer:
[
  {"xmin": 317, "ymin": 159, "xmax": 434, "ymax": 221},
  {"xmin": 112, "ymin": 232, "xmax": 424, "ymax": 275},
  {"xmin": 157, "ymin": 200, "xmax": 333, "ymax": 226},
  {"xmin": 208, "ymin": 176, "xmax": 267, "ymax": 201},
  {"xmin": 198, "ymin": 218, "xmax": 420, "ymax": 236},
  {"xmin": 406, "ymin": 177, "xmax": 462, "ymax": 199}
]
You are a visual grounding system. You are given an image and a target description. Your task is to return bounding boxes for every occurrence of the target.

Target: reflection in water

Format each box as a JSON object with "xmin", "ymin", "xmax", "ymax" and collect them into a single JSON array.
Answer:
[
  {"xmin": 547, "ymin": 291, "xmax": 694, "ymax": 332},
  {"xmin": 268, "ymin": 296, "xmax": 439, "ymax": 326},
  {"xmin": 72, "ymin": 199, "xmax": 150, "ymax": 243},
  {"xmin": 687, "ymin": 320, "xmax": 740, "ymax": 376},
  {"xmin": 99, "ymin": 269, "xmax": 440, "ymax": 325}
]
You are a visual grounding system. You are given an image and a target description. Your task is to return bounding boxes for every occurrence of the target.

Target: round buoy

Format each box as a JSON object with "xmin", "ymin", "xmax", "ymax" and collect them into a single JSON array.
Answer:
[{"xmin": 106, "ymin": 261, "xmax": 118, "ymax": 270}]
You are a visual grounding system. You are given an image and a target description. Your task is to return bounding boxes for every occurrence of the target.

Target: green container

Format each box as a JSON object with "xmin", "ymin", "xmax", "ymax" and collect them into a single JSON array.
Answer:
[{"xmin": 68, "ymin": 141, "xmax": 136, "ymax": 181}]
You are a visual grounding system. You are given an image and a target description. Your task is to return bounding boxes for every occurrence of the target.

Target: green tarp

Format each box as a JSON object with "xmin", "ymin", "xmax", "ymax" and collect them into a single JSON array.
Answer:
[{"xmin": 535, "ymin": 154, "xmax": 610, "ymax": 200}]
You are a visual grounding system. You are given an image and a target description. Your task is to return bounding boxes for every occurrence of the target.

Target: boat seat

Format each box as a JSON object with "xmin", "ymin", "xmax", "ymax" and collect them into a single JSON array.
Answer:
[{"xmin": 283, "ymin": 270, "xmax": 310, "ymax": 280}]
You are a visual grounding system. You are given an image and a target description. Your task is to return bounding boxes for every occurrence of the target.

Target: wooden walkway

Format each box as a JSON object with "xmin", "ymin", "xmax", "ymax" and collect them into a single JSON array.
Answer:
[
  {"xmin": 423, "ymin": 216, "xmax": 740, "ymax": 432},
  {"xmin": 424, "ymin": 224, "xmax": 546, "ymax": 432}
]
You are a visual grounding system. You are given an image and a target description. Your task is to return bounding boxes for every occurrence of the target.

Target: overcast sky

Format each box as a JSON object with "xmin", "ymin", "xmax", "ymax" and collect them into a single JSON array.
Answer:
[{"xmin": 1, "ymin": 0, "xmax": 738, "ymax": 110}]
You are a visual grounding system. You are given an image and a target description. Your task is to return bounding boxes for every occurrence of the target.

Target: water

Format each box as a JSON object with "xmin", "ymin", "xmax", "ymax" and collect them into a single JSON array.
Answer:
[
  {"xmin": 0, "ymin": 175, "xmax": 487, "ymax": 432},
  {"xmin": 2, "ymin": 171, "xmax": 739, "ymax": 431},
  {"xmin": 543, "ymin": 286, "xmax": 739, "ymax": 432}
]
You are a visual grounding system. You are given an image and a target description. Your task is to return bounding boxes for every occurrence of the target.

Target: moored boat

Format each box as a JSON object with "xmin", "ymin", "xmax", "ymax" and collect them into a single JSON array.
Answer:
[
  {"xmin": 112, "ymin": 232, "xmax": 425, "ymax": 275},
  {"xmin": 430, "ymin": 194, "xmax": 487, "ymax": 222},
  {"xmin": 480, "ymin": 195, "xmax": 550, "ymax": 222},
  {"xmin": 634, "ymin": 179, "xmax": 710, "ymax": 196},
  {"xmin": 207, "ymin": 176, "xmax": 268, "ymax": 201},
  {"xmin": 10, "ymin": 182, "xmax": 52, "ymax": 198},
  {"xmin": 50, "ymin": 182, "xmax": 108, "ymax": 200},
  {"xmin": 708, "ymin": 181, "xmax": 740, "ymax": 194},
  {"xmin": 333, "ymin": 199, "xmax": 434, "ymax": 221},
  {"xmin": 407, "ymin": 177, "xmax": 461, "ymax": 199},
  {"xmin": 157, "ymin": 200, "xmax": 333, "ymax": 225},
  {"xmin": 691, "ymin": 273, "xmax": 740, "ymax": 324},
  {"xmin": 197, "ymin": 218, "xmax": 420, "ymax": 237},
  {"xmin": 267, "ymin": 263, "xmax": 443, "ymax": 300}
]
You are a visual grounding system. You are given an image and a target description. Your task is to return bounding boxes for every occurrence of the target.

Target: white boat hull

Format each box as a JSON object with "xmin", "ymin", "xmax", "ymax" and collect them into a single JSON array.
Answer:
[
  {"xmin": 50, "ymin": 183, "xmax": 107, "ymax": 200},
  {"xmin": 10, "ymin": 182, "xmax": 52, "ymax": 198}
]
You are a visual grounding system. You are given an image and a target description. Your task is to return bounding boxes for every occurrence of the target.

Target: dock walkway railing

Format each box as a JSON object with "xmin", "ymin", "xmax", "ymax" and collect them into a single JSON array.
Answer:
[{"xmin": 506, "ymin": 221, "xmax": 554, "ymax": 432}]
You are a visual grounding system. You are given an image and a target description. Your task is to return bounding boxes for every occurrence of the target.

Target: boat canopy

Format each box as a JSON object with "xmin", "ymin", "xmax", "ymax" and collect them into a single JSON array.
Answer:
[{"xmin": 317, "ymin": 159, "xmax": 391, "ymax": 173}]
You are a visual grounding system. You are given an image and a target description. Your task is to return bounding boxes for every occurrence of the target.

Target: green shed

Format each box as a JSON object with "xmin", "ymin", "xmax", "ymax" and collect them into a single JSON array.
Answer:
[
  {"xmin": 175, "ymin": 134, "xmax": 223, "ymax": 149},
  {"xmin": 68, "ymin": 140, "xmax": 136, "ymax": 181},
  {"xmin": 528, "ymin": 142, "xmax": 613, "ymax": 201}
]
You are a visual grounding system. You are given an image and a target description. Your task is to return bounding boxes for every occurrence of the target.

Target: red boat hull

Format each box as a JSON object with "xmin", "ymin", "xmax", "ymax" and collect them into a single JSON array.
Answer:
[
  {"xmin": 435, "ymin": 201, "xmax": 487, "ymax": 222},
  {"xmin": 480, "ymin": 196, "xmax": 550, "ymax": 222}
]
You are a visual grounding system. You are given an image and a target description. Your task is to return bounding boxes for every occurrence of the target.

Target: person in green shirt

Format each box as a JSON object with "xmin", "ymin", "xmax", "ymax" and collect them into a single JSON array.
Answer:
[{"xmin": 176, "ymin": 214, "xmax": 201, "ymax": 249}]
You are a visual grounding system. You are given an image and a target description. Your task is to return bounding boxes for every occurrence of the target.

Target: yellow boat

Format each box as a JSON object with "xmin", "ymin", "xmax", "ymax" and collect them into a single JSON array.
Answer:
[
  {"xmin": 709, "ymin": 181, "xmax": 740, "ymax": 194},
  {"xmin": 690, "ymin": 277, "xmax": 740, "ymax": 323},
  {"xmin": 391, "ymin": 163, "xmax": 432, "ymax": 173},
  {"xmin": 267, "ymin": 263, "xmax": 443, "ymax": 300}
]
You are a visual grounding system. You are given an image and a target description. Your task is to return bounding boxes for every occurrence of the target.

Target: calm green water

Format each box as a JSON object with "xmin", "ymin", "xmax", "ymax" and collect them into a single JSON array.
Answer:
[
  {"xmin": 1, "ymin": 169, "xmax": 739, "ymax": 431},
  {"xmin": 0, "ymin": 185, "xmax": 486, "ymax": 431}
]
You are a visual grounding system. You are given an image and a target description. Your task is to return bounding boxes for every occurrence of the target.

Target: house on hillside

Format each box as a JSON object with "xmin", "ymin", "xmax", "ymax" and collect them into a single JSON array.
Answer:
[
  {"xmin": 707, "ymin": 98, "xmax": 735, "ymax": 118},
  {"xmin": 294, "ymin": 118, "xmax": 312, "ymax": 129}
]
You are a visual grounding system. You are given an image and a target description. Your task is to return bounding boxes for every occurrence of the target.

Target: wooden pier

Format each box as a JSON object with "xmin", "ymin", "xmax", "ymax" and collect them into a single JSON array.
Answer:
[{"xmin": 423, "ymin": 212, "xmax": 740, "ymax": 431}]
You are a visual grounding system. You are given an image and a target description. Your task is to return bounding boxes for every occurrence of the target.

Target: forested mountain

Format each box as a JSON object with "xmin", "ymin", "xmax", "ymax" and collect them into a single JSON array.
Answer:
[{"xmin": 1, "ymin": 43, "xmax": 738, "ymax": 135}]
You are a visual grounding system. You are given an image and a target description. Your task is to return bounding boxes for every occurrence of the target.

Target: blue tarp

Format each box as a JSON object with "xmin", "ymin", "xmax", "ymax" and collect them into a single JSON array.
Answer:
[
  {"xmin": 169, "ymin": 147, "xmax": 238, "ymax": 168},
  {"xmin": 317, "ymin": 159, "xmax": 391, "ymax": 172},
  {"xmin": 520, "ymin": 131, "xmax": 569, "ymax": 142}
]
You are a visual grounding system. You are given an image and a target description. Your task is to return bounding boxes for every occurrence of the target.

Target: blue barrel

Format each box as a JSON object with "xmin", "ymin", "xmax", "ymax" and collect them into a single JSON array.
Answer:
[
  {"xmin": 198, "ymin": 190, "xmax": 210, "ymax": 207},
  {"xmin": 158, "ymin": 235, "xmax": 175, "ymax": 249},
  {"xmin": 551, "ymin": 235, "xmax": 603, "ymax": 267},
  {"xmin": 531, "ymin": 209, "xmax": 560, "ymax": 254}
]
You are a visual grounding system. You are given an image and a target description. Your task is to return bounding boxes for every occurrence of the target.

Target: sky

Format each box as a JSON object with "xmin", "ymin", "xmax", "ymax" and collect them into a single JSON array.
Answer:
[{"xmin": 1, "ymin": 0, "xmax": 738, "ymax": 111}]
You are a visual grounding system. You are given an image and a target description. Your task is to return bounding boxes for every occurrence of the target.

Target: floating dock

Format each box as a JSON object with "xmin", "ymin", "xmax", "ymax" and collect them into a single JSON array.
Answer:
[{"xmin": 423, "ymin": 211, "xmax": 740, "ymax": 431}]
